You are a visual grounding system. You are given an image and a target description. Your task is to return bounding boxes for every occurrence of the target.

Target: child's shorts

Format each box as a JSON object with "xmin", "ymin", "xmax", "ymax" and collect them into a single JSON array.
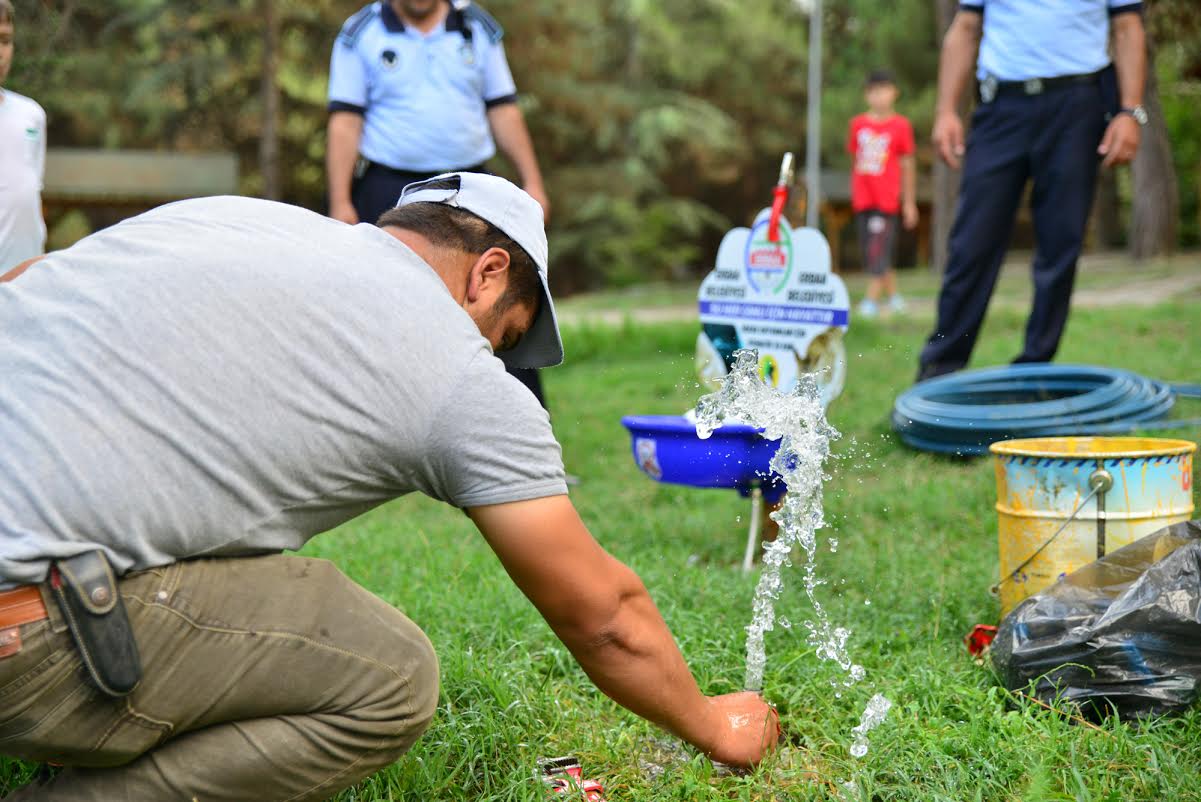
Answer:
[{"xmin": 855, "ymin": 210, "xmax": 898, "ymax": 277}]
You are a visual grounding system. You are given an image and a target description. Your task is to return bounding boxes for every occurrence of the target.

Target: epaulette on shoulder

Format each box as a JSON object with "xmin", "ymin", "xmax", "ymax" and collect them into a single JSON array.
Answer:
[
  {"xmin": 338, "ymin": 3, "xmax": 377, "ymax": 47},
  {"xmin": 458, "ymin": 1, "xmax": 504, "ymax": 44}
]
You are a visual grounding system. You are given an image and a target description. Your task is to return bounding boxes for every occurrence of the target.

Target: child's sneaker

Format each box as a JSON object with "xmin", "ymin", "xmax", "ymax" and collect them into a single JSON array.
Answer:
[
  {"xmin": 857, "ymin": 299, "xmax": 879, "ymax": 319},
  {"xmin": 888, "ymin": 294, "xmax": 907, "ymax": 314}
]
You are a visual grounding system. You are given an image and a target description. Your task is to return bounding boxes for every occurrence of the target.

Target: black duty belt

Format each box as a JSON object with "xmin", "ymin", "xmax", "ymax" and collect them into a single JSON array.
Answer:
[
  {"xmin": 979, "ymin": 70, "xmax": 1102, "ymax": 103},
  {"xmin": 354, "ymin": 158, "xmax": 487, "ymax": 182}
]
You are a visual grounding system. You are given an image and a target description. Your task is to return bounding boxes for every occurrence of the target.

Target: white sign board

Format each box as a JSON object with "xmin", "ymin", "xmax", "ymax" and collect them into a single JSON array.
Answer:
[{"xmin": 696, "ymin": 208, "xmax": 850, "ymax": 407}]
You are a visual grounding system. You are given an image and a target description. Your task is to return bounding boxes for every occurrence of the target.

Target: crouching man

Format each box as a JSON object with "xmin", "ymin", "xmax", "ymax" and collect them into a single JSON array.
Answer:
[{"xmin": 0, "ymin": 173, "xmax": 778, "ymax": 800}]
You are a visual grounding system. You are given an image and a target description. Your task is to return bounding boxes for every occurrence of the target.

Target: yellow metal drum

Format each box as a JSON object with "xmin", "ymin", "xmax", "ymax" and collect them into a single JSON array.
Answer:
[{"xmin": 990, "ymin": 436, "xmax": 1196, "ymax": 615}]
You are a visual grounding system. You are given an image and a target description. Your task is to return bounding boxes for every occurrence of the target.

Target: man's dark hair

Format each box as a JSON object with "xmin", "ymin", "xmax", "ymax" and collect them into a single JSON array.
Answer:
[
  {"xmin": 865, "ymin": 68, "xmax": 896, "ymax": 88},
  {"xmin": 376, "ymin": 179, "xmax": 542, "ymax": 317},
  {"xmin": 0, "ymin": 0, "xmax": 13, "ymax": 24}
]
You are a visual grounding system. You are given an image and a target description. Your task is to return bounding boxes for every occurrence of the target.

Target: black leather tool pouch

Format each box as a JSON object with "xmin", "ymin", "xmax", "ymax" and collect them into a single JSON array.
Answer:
[{"xmin": 50, "ymin": 551, "xmax": 142, "ymax": 697}]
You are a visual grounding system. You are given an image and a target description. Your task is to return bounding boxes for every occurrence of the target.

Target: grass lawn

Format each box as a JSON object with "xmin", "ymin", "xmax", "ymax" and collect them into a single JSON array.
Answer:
[
  {"xmin": 554, "ymin": 252, "xmax": 1201, "ymax": 321},
  {"xmin": 4, "ymin": 298, "xmax": 1201, "ymax": 800}
]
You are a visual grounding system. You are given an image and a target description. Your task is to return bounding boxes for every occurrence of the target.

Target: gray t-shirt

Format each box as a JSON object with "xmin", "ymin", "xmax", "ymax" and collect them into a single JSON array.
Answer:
[{"xmin": 0, "ymin": 196, "xmax": 567, "ymax": 588}]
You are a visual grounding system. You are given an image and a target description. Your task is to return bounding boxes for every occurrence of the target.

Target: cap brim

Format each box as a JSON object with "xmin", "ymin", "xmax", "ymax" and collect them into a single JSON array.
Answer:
[{"xmin": 499, "ymin": 272, "xmax": 563, "ymax": 369}]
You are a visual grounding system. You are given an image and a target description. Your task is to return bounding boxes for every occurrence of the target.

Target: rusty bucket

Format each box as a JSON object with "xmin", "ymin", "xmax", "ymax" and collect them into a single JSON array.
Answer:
[{"xmin": 990, "ymin": 436, "xmax": 1196, "ymax": 616}]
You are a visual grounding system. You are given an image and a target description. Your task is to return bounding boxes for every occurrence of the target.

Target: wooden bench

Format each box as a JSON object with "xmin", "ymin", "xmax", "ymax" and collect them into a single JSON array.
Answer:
[{"xmin": 43, "ymin": 148, "xmax": 239, "ymax": 241}]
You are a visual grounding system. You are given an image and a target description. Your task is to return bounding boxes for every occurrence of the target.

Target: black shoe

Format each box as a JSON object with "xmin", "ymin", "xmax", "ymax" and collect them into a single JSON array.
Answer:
[{"xmin": 916, "ymin": 362, "xmax": 961, "ymax": 383}]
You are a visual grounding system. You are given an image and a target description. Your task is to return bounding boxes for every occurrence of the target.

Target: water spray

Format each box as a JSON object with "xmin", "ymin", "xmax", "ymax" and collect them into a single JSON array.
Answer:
[{"xmin": 694, "ymin": 351, "xmax": 891, "ymax": 767}]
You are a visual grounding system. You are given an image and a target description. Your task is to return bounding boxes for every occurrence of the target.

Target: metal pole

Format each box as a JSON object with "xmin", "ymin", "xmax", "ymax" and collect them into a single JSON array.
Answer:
[
  {"xmin": 804, "ymin": 0, "xmax": 822, "ymax": 229},
  {"xmin": 742, "ymin": 486, "xmax": 763, "ymax": 573}
]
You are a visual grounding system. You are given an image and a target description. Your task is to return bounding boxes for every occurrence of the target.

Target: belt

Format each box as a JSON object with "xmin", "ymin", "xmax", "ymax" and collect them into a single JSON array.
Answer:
[
  {"xmin": 356, "ymin": 158, "xmax": 487, "ymax": 181},
  {"xmin": 0, "ymin": 585, "xmax": 49, "ymax": 629},
  {"xmin": 979, "ymin": 70, "xmax": 1101, "ymax": 103}
]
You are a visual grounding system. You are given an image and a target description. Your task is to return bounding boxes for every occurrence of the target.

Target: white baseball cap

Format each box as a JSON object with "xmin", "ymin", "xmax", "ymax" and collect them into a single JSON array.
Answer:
[{"xmin": 396, "ymin": 172, "xmax": 563, "ymax": 369}]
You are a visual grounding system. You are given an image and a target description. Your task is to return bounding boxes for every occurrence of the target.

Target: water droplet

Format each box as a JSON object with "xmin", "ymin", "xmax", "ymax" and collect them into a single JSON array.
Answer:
[{"xmin": 848, "ymin": 693, "xmax": 892, "ymax": 759}]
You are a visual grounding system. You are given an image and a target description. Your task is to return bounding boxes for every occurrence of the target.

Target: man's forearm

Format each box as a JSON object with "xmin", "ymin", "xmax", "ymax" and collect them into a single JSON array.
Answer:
[
  {"xmin": 486, "ymin": 104, "xmax": 544, "ymax": 189},
  {"xmin": 549, "ymin": 562, "xmax": 716, "ymax": 751},
  {"xmin": 326, "ymin": 112, "xmax": 364, "ymax": 205},
  {"xmin": 1112, "ymin": 15, "xmax": 1146, "ymax": 108},
  {"xmin": 470, "ymin": 497, "xmax": 775, "ymax": 765},
  {"xmin": 936, "ymin": 15, "xmax": 981, "ymax": 116}
]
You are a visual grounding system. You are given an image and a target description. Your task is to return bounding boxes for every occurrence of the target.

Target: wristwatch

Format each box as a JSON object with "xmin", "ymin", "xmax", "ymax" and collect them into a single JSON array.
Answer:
[{"xmin": 1118, "ymin": 105, "xmax": 1149, "ymax": 126}]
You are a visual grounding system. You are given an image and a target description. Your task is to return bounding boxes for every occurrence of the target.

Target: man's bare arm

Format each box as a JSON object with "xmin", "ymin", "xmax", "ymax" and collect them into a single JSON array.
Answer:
[
  {"xmin": 327, "ymin": 111, "xmax": 365, "ymax": 225},
  {"xmin": 1099, "ymin": 12, "xmax": 1146, "ymax": 167},
  {"xmin": 1, "ymin": 255, "xmax": 45, "ymax": 283},
  {"xmin": 486, "ymin": 104, "xmax": 549, "ymax": 220},
  {"xmin": 470, "ymin": 495, "xmax": 778, "ymax": 766},
  {"xmin": 932, "ymin": 11, "xmax": 983, "ymax": 169}
]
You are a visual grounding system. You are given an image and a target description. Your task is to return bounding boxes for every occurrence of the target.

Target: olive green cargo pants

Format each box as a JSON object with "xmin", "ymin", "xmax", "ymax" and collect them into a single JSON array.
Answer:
[{"xmin": 0, "ymin": 554, "xmax": 439, "ymax": 801}]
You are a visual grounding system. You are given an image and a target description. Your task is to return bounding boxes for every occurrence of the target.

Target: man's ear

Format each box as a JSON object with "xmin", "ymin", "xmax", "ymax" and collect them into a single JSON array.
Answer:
[{"xmin": 464, "ymin": 247, "xmax": 512, "ymax": 304}]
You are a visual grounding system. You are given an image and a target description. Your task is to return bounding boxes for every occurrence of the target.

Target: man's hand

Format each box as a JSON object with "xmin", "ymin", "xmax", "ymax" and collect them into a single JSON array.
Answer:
[
  {"xmin": 932, "ymin": 110, "xmax": 966, "ymax": 169},
  {"xmin": 702, "ymin": 692, "xmax": 781, "ymax": 767},
  {"xmin": 902, "ymin": 201, "xmax": 919, "ymax": 230},
  {"xmin": 524, "ymin": 182, "xmax": 551, "ymax": 223},
  {"xmin": 329, "ymin": 199, "xmax": 360, "ymax": 226},
  {"xmin": 1098, "ymin": 114, "xmax": 1141, "ymax": 168}
]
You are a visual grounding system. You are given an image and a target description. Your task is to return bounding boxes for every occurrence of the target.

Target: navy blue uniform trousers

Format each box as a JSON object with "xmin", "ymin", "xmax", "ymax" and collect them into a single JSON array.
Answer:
[
  {"xmin": 351, "ymin": 161, "xmax": 486, "ymax": 227},
  {"xmin": 919, "ymin": 81, "xmax": 1108, "ymax": 378},
  {"xmin": 350, "ymin": 162, "xmax": 548, "ymax": 409}
]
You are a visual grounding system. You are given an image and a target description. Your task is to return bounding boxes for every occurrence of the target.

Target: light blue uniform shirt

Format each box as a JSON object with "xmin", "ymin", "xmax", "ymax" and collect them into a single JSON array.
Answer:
[
  {"xmin": 960, "ymin": 0, "xmax": 1142, "ymax": 81},
  {"xmin": 328, "ymin": 1, "xmax": 517, "ymax": 172}
]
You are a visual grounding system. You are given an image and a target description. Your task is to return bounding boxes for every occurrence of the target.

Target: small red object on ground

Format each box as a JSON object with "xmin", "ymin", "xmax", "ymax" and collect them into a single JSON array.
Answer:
[
  {"xmin": 538, "ymin": 756, "xmax": 605, "ymax": 801},
  {"xmin": 964, "ymin": 624, "xmax": 998, "ymax": 657}
]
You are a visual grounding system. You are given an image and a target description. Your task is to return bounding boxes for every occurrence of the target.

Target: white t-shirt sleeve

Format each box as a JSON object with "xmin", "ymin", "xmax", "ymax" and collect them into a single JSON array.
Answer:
[{"xmin": 417, "ymin": 351, "xmax": 566, "ymax": 508}]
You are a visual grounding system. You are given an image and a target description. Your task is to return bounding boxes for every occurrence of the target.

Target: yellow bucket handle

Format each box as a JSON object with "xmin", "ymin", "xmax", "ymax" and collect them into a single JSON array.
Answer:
[{"xmin": 991, "ymin": 468, "xmax": 1114, "ymax": 595}]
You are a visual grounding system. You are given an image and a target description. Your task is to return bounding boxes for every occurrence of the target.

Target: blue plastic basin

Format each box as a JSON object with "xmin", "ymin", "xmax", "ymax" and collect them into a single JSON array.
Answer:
[{"xmin": 620, "ymin": 414, "xmax": 785, "ymax": 500}]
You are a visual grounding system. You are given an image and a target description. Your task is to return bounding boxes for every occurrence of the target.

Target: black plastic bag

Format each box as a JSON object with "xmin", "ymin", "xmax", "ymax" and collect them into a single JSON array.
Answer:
[{"xmin": 992, "ymin": 520, "xmax": 1201, "ymax": 720}]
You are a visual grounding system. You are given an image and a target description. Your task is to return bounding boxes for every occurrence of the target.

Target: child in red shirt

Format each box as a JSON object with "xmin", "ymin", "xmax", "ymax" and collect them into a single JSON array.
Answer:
[{"xmin": 847, "ymin": 69, "xmax": 918, "ymax": 318}]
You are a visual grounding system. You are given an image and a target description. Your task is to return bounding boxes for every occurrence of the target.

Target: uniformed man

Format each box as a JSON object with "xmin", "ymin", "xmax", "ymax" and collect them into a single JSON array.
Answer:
[
  {"xmin": 326, "ymin": 0, "xmax": 555, "ymax": 410},
  {"xmin": 325, "ymin": 0, "xmax": 549, "ymax": 228},
  {"xmin": 918, "ymin": 0, "xmax": 1146, "ymax": 381}
]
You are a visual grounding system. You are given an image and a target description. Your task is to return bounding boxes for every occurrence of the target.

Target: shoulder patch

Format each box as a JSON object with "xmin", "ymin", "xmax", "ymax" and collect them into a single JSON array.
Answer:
[
  {"xmin": 460, "ymin": 1, "xmax": 504, "ymax": 44},
  {"xmin": 338, "ymin": 3, "xmax": 378, "ymax": 47}
]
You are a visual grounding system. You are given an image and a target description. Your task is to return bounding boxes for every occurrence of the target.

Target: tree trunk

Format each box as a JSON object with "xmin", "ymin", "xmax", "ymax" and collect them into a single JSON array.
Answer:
[
  {"xmin": 1130, "ymin": 38, "xmax": 1178, "ymax": 260},
  {"xmin": 931, "ymin": 0, "xmax": 963, "ymax": 273},
  {"xmin": 259, "ymin": 0, "xmax": 281, "ymax": 200}
]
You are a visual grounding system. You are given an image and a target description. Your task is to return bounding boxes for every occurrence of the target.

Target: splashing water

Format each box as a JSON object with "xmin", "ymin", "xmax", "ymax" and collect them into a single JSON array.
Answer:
[
  {"xmin": 849, "ymin": 694, "xmax": 892, "ymax": 758},
  {"xmin": 694, "ymin": 350, "xmax": 890, "ymax": 754},
  {"xmin": 695, "ymin": 350, "xmax": 857, "ymax": 691}
]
